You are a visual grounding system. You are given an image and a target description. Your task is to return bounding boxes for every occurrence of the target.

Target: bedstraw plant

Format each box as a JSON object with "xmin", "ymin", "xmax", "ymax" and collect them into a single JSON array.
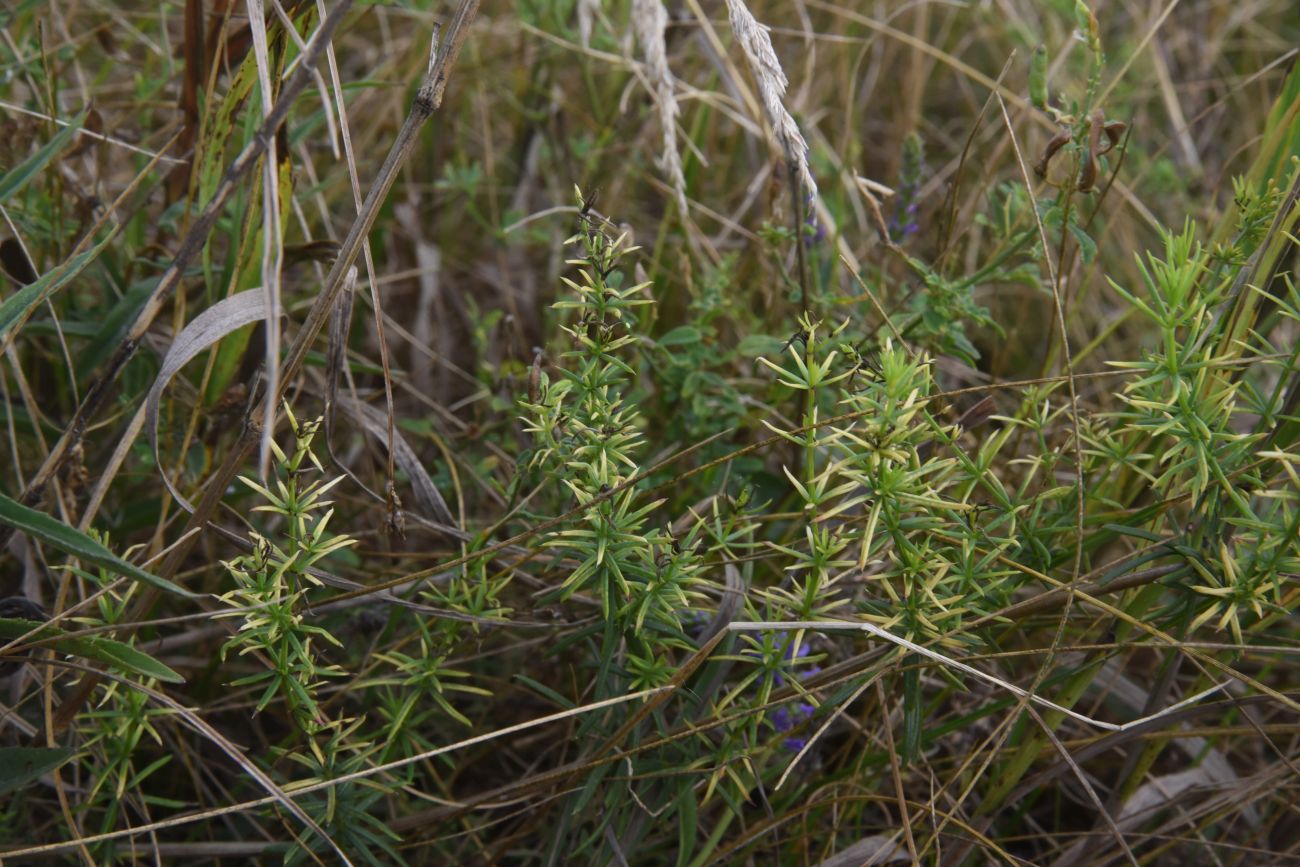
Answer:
[{"xmin": 0, "ymin": 0, "xmax": 1297, "ymax": 864}]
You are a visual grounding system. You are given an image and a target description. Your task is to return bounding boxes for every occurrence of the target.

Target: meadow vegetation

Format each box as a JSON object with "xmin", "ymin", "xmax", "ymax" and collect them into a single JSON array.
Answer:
[{"xmin": 0, "ymin": 0, "xmax": 1298, "ymax": 863}]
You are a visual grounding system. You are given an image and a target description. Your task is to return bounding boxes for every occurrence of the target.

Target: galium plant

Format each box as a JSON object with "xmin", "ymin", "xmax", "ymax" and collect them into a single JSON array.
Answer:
[
  {"xmin": 520, "ymin": 189, "xmax": 712, "ymax": 693},
  {"xmin": 277, "ymin": 717, "xmax": 407, "ymax": 867},
  {"xmin": 217, "ymin": 405, "xmax": 355, "ymax": 732},
  {"xmin": 217, "ymin": 408, "xmax": 431, "ymax": 866},
  {"xmin": 71, "ymin": 539, "xmax": 172, "ymax": 865},
  {"xmin": 1102, "ymin": 220, "xmax": 1299, "ymax": 644},
  {"xmin": 513, "ymin": 193, "xmax": 728, "ymax": 854}
]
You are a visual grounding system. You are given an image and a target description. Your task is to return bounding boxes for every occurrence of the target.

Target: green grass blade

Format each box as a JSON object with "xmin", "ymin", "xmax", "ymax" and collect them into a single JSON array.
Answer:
[
  {"xmin": 0, "ymin": 746, "xmax": 75, "ymax": 796},
  {"xmin": 0, "ymin": 234, "xmax": 114, "ymax": 348},
  {"xmin": 0, "ymin": 108, "xmax": 87, "ymax": 202}
]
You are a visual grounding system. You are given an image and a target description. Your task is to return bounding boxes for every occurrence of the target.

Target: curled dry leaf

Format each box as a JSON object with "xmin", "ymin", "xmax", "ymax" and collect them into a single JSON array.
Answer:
[{"xmin": 145, "ymin": 289, "xmax": 281, "ymax": 512}]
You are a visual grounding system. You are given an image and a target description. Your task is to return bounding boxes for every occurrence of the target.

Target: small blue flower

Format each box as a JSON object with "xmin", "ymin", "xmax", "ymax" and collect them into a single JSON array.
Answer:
[{"xmin": 771, "ymin": 700, "xmax": 817, "ymax": 751}]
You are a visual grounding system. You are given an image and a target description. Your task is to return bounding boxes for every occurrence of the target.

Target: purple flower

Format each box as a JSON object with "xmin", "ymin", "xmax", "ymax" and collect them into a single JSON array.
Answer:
[
  {"xmin": 773, "ymin": 638, "xmax": 821, "ymax": 686},
  {"xmin": 750, "ymin": 632, "xmax": 823, "ymax": 751},
  {"xmin": 682, "ymin": 610, "xmax": 710, "ymax": 640},
  {"xmin": 771, "ymin": 701, "xmax": 817, "ymax": 751},
  {"xmin": 888, "ymin": 133, "xmax": 926, "ymax": 242}
]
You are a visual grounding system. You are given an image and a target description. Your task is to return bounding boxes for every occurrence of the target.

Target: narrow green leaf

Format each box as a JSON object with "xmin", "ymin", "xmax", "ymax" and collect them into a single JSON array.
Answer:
[
  {"xmin": 667, "ymin": 787, "xmax": 696, "ymax": 867},
  {"xmin": 513, "ymin": 674, "xmax": 576, "ymax": 709},
  {"xmin": 570, "ymin": 757, "xmax": 614, "ymax": 817},
  {"xmin": 1068, "ymin": 221, "xmax": 1097, "ymax": 264},
  {"xmin": 1029, "ymin": 44, "xmax": 1048, "ymax": 111},
  {"xmin": 0, "ymin": 618, "xmax": 184, "ymax": 684},
  {"xmin": 658, "ymin": 325, "xmax": 703, "ymax": 347},
  {"xmin": 62, "ymin": 636, "xmax": 186, "ymax": 684},
  {"xmin": 1246, "ymin": 60, "xmax": 1300, "ymax": 192},
  {"xmin": 77, "ymin": 278, "xmax": 155, "ymax": 382},
  {"xmin": 0, "ymin": 493, "xmax": 196, "ymax": 598},
  {"xmin": 1102, "ymin": 523, "xmax": 1166, "ymax": 543},
  {"xmin": 0, "ymin": 234, "xmax": 114, "ymax": 348},
  {"xmin": 0, "ymin": 108, "xmax": 87, "ymax": 201},
  {"xmin": 0, "ymin": 746, "xmax": 75, "ymax": 796},
  {"xmin": 902, "ymin": 660, "xmax": 921, "ymax": 763}
]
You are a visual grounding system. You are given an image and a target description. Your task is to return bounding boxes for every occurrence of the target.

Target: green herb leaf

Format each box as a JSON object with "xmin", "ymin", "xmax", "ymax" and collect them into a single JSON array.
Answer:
[
  {"xmin": 0, "ymin": 493, "xmax": 195, "ymax": 598},
  {"xmin": 0, "ymin": 746, "xmax": 75, "ymax": 796}
]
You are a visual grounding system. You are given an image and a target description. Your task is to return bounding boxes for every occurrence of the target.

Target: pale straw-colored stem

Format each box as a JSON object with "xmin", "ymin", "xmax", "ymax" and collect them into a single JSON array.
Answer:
[{"xmin": 632, "ymin": 0, "xmax": 689, "ymax": 217}]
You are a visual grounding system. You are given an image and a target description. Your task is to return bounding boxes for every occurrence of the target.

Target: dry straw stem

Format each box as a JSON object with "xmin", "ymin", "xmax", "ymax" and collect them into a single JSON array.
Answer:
[
  {"xmin": 169, "ymin": 0, "xmax": 481, "ymax": 565},
  {"xmin": 148, "ymin": 0, "xmax": 483, "ymax": 582},
  {"xmin": 2, "ymin": 683, "xmax": 670, "ymax": 860},
  {"xmin": 577, "ymin": 0, "xmax": 600, "ymax": 47},
  {"xmin": 722, "ymin": 0, "xmax": 817, "ymax": 200},
  {"xmin": 632, "ymin": 0, "xmax": 689, "ymax": 217},
  {"xmin": 246, "ymin": 0, "xmax": 286, "ymax": 479},
  {"xmin": 4, "ymin": 662, "xmax": 356, "ymax": 864}
]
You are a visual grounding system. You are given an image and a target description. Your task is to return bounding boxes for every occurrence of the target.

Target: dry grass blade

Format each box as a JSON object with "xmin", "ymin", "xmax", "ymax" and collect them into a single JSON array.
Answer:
[
  {"xmin": 814, "ymin": 835, "xmax": 909, "ymax": 867},
  {"xmin": 310, "ymin": 0, "xmax": 402, "ymax": 525},
  {"xmin": 156, "ymin": 0, "xmax": 482, "ymax": 584},
  {"xmin": 576, "ymin": 0, "xmax": 599, "ymax": 46},
  {"xmin": 245, "ymin": 0, "xmax": 285, "ymax": 480},
  {"xmin": 0, "ymin": 0, "xmax": 358, "ymax": 536},
  {"xmin": 0, "ymin": 685, "xmax": 666, "ymax": 859},
  {"xmin": 37, "ymin": 0, "xmax": 483, "ymax": 743},
  {"xmin": 341, "ymin": 397, "xmax": 455, "ymax": 526},
  {"xmin": 323, "ymin": 264, "xmax": 357, "ymax": 439},
  {"xmin": 731, "ymin": 621, "xmax": 1227, "ymax": 733},
  {"xmin": 4, "ymin": 664, "xmax": 353, "ymax": 864}
]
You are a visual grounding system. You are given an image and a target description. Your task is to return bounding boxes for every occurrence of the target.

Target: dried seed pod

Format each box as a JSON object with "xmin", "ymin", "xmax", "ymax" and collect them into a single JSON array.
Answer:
[
  {"xmin": 0, "ymin": 238, "xmax": 37, "ymax": 285},
  {"xmin": 1034, "ymin": 127, "xmax": 1073, "ymax": 178},
  {"xmin": 1100, "ymin": 120, "xmax": 1127, "ymax": 154},
  {"xmin": 528, "ymin": 349, "xmax": 543, "ymax": 404}
]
